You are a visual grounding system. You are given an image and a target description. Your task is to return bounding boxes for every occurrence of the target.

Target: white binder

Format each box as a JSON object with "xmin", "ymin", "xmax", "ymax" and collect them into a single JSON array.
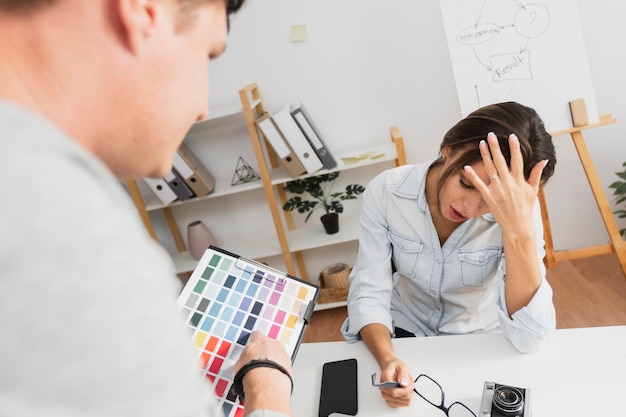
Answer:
[
  {"xmin": 141, "ymin": 177, "xmax": 177, "ymax": 205},
  {"xmin": 256, "ymin": 113, "xmax": 306, "ymax": 178},
  {"xmin": 272, "ymin": 107, "xmax": 323, "ymax": 174}
]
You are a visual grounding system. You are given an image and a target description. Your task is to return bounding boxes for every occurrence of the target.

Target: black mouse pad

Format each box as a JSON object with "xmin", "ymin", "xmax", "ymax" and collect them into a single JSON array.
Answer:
[{"xmin": 318, "ymin": 358, "xmax": 358, "ymax": 417}]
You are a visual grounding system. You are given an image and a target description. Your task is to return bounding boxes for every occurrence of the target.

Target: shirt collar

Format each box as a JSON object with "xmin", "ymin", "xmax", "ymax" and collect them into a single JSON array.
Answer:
[{"xmin": 393, "ymin": 160, "xmax": 435, "ymax": 212}]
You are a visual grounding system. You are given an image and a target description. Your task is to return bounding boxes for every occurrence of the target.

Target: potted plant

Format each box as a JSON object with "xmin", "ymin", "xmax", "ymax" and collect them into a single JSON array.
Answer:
[
  {"xmin": 282, "ymin": 172, "xmax": 365, "ymax": 234},
  {"xmin": 609, "ymin": 161, "xmax": 626, "ymax": 239}
]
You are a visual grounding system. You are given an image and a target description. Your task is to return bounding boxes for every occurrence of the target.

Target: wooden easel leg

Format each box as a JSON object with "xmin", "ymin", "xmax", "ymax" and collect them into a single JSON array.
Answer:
[
  {"xmin": 390, "ymin": 126, "xmax": 407, "ymax": 166},
  {"xmin": 538, "ymin": 188, "xmax": 556, "ymax": 268},
  {"xmin": 570, "ymin": 130, "xmax": 626, "ymax": 279}
]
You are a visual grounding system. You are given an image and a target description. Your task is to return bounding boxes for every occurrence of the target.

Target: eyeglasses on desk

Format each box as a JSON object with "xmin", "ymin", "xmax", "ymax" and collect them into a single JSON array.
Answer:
[{"xmin": 371, "ymin": 372, "xmax": 476, "ymax": 417}]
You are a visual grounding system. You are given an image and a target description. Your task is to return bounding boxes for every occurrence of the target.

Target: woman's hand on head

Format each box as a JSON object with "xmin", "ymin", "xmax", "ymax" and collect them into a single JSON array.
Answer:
[{"xmin": 464, "ymin": 132, "xmax": 548, "ymax": 236}]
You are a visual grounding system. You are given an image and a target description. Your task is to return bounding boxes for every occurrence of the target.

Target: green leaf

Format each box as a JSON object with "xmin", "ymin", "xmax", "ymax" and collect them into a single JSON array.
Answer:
[
  {"xmin": 281, "ymin": 171, "xmax": 364, "ymax": 219},
  {"xmin": 346, "ymin": 184, "xmax": 366, "ymax": 195},
  {"xmin": 329, "ymin": 200, "xmax": 344, "ymax": 214},
  {"xmin": 282, "ymin": 196, "xmax": 302, "ymax": 211},
  {"xmin": 283, "ymin": 180, "xmax": 306, "ymax": 194},
  {"xmin": 612, "ymin": 161, "xmax": 626, "ymax": 225}
]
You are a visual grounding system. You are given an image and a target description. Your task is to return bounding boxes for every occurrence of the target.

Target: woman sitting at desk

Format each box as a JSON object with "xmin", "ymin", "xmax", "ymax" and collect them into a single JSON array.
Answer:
[{"xmin": 341, "ymin": 102, "xmax": 557, "ymax": 407}]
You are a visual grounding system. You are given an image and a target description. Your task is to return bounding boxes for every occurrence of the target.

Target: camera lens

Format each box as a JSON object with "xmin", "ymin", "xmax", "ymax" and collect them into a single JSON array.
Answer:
[{"xmin": 493, "ymin": 386, "xmax": 524, "ymax": 415}]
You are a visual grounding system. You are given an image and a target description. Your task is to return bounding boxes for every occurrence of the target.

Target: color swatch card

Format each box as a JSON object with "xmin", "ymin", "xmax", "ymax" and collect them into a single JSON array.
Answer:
[{"xmin": 177, "ymin": 246, "xmax": 319, "ymax": 417}]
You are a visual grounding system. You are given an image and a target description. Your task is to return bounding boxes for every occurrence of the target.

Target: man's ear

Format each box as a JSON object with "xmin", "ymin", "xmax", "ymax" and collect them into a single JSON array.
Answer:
[{"xmin": 114, "ymin": 0, "xmax": 158, "ymax": 53}]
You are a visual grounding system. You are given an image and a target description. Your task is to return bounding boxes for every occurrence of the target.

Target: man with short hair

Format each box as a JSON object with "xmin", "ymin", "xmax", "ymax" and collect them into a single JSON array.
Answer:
[{"xmin": 0, "ymin": 1, "xmax": 293, "ymax": 416}]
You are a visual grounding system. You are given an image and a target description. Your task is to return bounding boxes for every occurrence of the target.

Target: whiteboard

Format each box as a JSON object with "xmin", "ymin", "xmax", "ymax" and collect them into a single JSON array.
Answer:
[{"xmin": 439, "ymin": 0, "xmax": 598, "ymax": 132}]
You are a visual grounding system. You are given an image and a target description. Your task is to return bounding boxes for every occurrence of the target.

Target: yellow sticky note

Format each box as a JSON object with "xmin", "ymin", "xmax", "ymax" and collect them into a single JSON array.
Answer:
[
  {"xmin": 341, "ymin": 154, "xmax": 370, "ymax": 164},
  {"xmin": 341, "ymin": 157, "xmax": 359, "ymax": 164},
  {"xmin": 290, "ymin": 25, "xmax": 308, "ymax": 42}
]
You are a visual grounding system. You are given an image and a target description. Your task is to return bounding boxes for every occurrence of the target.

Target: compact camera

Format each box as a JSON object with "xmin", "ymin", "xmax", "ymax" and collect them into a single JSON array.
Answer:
[{"xmin": 479, "ymin": 381, "xmax": 531, "ymax": 417}]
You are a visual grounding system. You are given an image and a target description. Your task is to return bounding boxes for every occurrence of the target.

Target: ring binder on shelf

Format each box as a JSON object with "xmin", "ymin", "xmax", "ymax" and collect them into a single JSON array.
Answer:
[
  {"xmin": 257, "ymin": 113, "xmax": 306, "ymax": 178},
  {"xmin": 272, "ymin": 107, "xmax": 324, "ymax": 174},
  {"xmin": 291, "ymin": 103, "xmax": 337, "ymax": 170}
]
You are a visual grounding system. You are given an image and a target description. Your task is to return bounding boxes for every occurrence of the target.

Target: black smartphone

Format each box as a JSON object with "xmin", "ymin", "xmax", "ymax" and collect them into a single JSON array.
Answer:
[{"xmin": 318, "ymin": 358, "xmax": 358, "ymax": 417}]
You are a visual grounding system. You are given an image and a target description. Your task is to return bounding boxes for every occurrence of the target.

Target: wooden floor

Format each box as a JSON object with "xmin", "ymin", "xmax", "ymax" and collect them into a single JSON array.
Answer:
[{"xmin": 301, "ymin": 253, "xmax": 626, "ymax": 343}]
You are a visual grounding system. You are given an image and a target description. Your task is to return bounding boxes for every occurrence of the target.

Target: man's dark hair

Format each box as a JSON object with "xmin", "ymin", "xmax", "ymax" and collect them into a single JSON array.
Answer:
[
  {"xmin": 0, "ymin": 0, "xmax": 245, "ymax": 16},
  {"xmin": 226, "ymin": 0, "xmax": 244, "ymax": 14},
  {"xmin": 0, "ymin": 0, "xmax": 56, "ymax": 13}
]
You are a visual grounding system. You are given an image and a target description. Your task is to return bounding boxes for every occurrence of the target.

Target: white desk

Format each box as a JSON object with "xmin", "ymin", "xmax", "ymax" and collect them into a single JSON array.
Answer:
[{"xmin": 292, "ymin": 326, "xmax": 626, "ymax": 416}]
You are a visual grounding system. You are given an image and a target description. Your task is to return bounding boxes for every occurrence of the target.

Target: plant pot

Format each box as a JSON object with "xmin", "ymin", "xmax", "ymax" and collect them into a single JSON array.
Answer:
[
  {"xmin": 187, "ymin": 220, "xmax": 216, "ymax": 260},
  {"xmin": 320, "ymin": 213, "xmax": 339, "ymax": 234}
]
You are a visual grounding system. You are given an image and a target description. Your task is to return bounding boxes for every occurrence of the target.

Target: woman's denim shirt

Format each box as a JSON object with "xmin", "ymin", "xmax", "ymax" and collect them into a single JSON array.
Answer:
[{"xmin": 341, "ymin": 162, "xmax": 556, "ymax": 353}]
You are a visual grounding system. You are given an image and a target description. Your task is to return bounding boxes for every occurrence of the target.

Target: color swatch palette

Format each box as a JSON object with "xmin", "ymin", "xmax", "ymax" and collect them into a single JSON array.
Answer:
[{"xmin": 177, "ymin": 246, "xmax": 319, "ymax": 417}]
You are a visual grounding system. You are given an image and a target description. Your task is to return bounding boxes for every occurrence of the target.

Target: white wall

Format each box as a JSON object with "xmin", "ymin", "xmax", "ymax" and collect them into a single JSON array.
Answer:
[{"xmin": 186, "ymin": 0, "xmax": 626, "ymax": 275}]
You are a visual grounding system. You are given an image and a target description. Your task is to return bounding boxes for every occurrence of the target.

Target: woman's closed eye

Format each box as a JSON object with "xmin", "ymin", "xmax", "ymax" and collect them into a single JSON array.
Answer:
[{"xmin": 459, "ymin": 177, "xmax": 475, "ymax": 190}]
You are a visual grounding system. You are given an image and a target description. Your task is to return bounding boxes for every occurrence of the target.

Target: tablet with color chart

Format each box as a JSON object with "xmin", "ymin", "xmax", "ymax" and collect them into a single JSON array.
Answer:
[{"xmin": 177, "ymin": 245, "xmax": 319, "ymax": 417}]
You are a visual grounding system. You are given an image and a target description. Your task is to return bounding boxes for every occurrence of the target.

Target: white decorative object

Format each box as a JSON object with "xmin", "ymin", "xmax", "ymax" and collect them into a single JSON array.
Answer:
[{"xmin": 187, "ymin": 220, "xmax": 216, "ymax": 260}]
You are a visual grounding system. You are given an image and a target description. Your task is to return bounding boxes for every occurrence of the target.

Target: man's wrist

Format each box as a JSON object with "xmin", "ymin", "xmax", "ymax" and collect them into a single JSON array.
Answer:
[{"xmin": 233, "ymin": 359, "xmax": 293, "ymax": 402}]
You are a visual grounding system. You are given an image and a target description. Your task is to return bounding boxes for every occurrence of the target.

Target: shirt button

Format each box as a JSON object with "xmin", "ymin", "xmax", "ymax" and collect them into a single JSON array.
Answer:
[{"xmin": 436, "ymin": 260, "xmax": 441, "ymax": 265}]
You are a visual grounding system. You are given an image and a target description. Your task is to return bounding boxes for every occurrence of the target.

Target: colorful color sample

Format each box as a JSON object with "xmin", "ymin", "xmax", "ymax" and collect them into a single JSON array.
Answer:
[{"xmin": 177, "ymin": 247, "xmax": 318, "ymax": 417}]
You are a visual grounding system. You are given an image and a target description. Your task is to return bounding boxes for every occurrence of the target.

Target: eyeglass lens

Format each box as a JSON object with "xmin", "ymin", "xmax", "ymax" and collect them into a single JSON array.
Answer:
[{"xmin": 413, "ymin": 374, "xmax": 476, "ymax": 417}]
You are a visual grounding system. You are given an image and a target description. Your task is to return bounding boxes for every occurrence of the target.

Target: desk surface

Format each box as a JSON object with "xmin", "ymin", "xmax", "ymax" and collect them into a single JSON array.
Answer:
[{"xmin": 292, "ymin": 326, "xmax": 626, "ymax": 416}]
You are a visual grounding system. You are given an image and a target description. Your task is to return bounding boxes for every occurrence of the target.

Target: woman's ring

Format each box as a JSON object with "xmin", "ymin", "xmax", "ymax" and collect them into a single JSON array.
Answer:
[{"xmin": 491, "ymin": 174, "xmax": 498, "ymax": 180}]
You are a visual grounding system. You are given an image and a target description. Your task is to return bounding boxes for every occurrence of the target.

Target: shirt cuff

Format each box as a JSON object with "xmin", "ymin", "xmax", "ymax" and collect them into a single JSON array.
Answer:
[
  {"xmin": 497, "ymin": 279, "xmax": 556, "ymax": 353},
  {"xmin": 340, "ymin": 317, "xmax": 360, "ymax": 343}
]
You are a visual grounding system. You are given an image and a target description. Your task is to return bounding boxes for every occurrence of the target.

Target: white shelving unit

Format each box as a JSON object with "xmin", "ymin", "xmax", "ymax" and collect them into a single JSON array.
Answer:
[
  {"xmin": 128, "ymin": 83, "xmax": 406, "ymax": 311},
  {"xmin": 238, "ymin": 83, "xmax": 407, "ymax": 287}
]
